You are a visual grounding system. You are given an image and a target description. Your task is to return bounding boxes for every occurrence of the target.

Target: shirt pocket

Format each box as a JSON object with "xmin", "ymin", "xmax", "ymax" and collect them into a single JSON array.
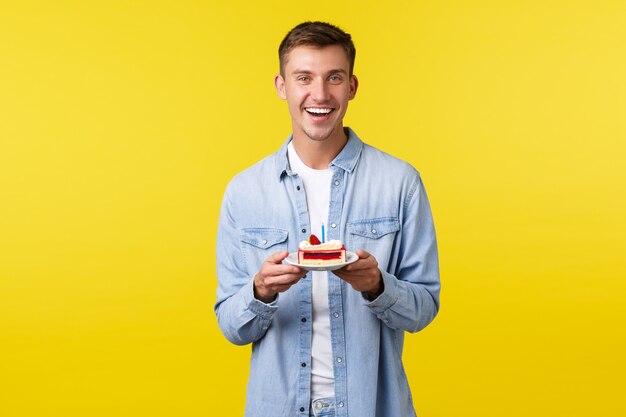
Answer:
[
  {"xmin": 239, "ymin": 227, "xmax": 289, "ymax": 271},
  {"xmin": 346, "ymin": 217, "xmax": 399, "ymax": 270}
]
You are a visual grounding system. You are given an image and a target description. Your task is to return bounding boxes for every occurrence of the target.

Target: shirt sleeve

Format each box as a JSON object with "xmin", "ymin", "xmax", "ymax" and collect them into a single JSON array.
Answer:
[
  {"xmin": 364, "ymin": 173, "xmax": 441, "ymax": 333},
  {"xmin": 214, "ymin": 186, "xmax": 278, "ymax": 346}
]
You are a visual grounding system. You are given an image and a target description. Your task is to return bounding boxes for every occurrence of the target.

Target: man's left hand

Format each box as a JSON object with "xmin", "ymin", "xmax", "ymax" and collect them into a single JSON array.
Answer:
[{"xmin": 333, "ymin": 250, "xmax": 384, "ymax": 299}]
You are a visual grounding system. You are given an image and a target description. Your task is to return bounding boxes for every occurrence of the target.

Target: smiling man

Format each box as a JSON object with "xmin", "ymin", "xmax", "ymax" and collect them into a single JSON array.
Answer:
[
  {"xmin": 215, "ymin": 22, "xmax": 440, "ymax": 417},
  {"xmin": 276, "ymin": 43, "xmax": 356, "ymax": 147}
]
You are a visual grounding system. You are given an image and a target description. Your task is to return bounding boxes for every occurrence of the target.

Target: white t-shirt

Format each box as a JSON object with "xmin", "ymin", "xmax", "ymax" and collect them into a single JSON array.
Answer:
[{"xmin": 287, "ymin": 142, "xmax": 335, "ymax": 400}]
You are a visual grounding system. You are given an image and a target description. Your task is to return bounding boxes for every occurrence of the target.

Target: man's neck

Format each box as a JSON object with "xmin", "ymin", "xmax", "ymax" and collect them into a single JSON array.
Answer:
[{"xmin": 291, "ymin": 127, "xmax": 348, "ymax": 170}]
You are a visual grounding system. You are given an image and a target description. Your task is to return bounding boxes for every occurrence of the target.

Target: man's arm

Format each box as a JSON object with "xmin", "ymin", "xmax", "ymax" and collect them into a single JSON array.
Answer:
[
  {"xmin": 214, "ymin": 189, "xmax": 304, "ymax": 345},
  {"xmin": 335, "ymin": 174, "xmax": 440, "ymax": 333}
]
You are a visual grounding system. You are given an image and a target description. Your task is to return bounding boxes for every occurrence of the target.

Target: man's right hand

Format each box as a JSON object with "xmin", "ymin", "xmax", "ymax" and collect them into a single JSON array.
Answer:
[{"xmin": 253, "ymin": 251, "xmax": 306, "ymax": 303}]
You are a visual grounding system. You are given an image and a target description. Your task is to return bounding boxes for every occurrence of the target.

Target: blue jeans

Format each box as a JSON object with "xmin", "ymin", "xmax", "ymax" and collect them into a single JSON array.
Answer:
[{"xmin": 310, "ymin": 397, "xmax": 335, "ymax": 417}]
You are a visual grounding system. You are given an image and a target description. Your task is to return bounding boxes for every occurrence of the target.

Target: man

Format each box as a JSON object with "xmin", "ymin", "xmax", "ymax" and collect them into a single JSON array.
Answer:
[{"xmin": 215, "ymin": 21, "xmax": 440, "ymax": 417}]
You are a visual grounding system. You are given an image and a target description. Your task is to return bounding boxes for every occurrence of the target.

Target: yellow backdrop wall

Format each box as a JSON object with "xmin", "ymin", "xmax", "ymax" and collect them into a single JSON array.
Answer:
[{"xmin": 1, "ymin": 1, "xmax": 625, "ymax": 416}]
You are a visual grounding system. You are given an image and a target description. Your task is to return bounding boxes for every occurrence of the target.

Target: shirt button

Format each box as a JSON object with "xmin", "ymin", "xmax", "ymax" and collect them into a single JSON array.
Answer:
[
  {"xmin": 301, "ymin": 362, "xmax": 306, "ymax": 367},
  {"xmin": 262, "ymin": 239, "xmax": 267, "ymax": 245},
  {"xmin": 371, "ymin": 229, "xmax": 377, "ymax": 234},
  {"xmin": 301, "ymin": 317, "xmax": 307, "ymax": 322},
  {"xmin": 334, "ymin": 180, "xmax": 340, "ymax": 186},
  {"xmin": 333, "ymin": 312, "xmax": 339, "ymax": 318},
  {"xmin": 296, "ymin": 185, "xmax": 301, "ymax": 190},
  {"xmin": 339, "ymin": 402, "xmax": 344, "ymax": 407},
  {"xmin": 301, "ymin": 228, "xmax": 306, "ymax": 233},
  {"xmin": 331, "ymin": 223, "xmax": 337, "ymax": 228},
  {"xmin": 299, "ymin": 407, "xmax": 305, "ymax": 412},
  {"xmin": 336, "ymin": 357, "xmax": 342, "ymax": 363}
]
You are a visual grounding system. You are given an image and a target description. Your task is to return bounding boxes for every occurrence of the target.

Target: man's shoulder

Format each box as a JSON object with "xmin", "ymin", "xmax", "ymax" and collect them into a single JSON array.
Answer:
[
  {"xmin": 223, "ymin": 150, "xmax": 282, "ymax": 197},
  {"xmin": 360, "ymin": 142, "xmax": 421, "ymax": 180},
  {"xmin": 233, "ymin": 153, "xmax": 277, "ymax": 179}
]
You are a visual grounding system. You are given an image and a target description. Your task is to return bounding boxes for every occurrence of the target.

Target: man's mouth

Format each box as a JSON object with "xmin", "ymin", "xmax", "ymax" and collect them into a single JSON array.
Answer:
[{"xmin": 305, "ymin": 107, "xmax": 334, "ymax": 119}]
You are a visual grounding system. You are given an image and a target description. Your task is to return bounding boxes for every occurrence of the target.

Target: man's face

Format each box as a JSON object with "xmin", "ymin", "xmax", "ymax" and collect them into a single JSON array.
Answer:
[{"xmin": 275, "ymin": 45, "xmax": 358, "ymax": 143}]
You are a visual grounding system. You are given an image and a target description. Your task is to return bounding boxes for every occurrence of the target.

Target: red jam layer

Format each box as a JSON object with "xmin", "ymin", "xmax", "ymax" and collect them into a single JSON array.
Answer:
[{"xmin": 300, "ymin": 252, "xmax": 343, "ymax": 260}]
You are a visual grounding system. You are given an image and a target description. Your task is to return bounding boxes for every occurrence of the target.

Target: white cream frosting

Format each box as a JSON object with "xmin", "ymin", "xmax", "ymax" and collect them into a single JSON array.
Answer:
[{"xmin": 299, "ymin": 239, "xmax": 343, "ymax": 250}]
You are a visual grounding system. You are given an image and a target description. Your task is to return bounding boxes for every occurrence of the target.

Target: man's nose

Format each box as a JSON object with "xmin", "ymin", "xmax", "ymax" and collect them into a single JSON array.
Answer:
[{"xmin": 310, "ymin": 79, "xmax": 330, "ymax": 102}]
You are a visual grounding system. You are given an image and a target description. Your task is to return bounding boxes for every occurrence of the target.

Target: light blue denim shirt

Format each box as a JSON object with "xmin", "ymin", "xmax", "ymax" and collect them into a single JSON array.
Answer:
[{"xmin": 215, "ymin": 128, "xmax": 440, "ymax": 417}]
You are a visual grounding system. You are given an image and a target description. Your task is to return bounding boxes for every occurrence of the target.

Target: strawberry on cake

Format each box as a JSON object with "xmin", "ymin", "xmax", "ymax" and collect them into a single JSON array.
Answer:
[{"xmin": 298, "ymin": 234, "xmax": 346, "ymax": 265}]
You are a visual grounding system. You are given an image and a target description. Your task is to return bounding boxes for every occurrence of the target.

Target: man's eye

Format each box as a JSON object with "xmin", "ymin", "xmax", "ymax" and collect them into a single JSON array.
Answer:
[
  {"xmin": 329, "ymin": 76, "xmax": 342, "ymax": 82},
  {"xmin": 298, "ymin": 76, "xmax": 310, "ymax": 82}
]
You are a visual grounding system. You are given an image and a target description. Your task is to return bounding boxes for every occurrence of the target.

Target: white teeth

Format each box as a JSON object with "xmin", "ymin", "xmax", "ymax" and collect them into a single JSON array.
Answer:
[{"xmin": 306, "ymin": 108, "xmax": 332, "ymax": 114}]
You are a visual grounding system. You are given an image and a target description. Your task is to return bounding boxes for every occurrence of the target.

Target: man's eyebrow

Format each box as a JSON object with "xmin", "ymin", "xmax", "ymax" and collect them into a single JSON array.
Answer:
[
  {"xmin": 290, "ymin": 68, "xmax": 348, "ymax": 76},
  {"xmin": 291, "ymin": 69, "xmax": 313, "ymax": 75}
]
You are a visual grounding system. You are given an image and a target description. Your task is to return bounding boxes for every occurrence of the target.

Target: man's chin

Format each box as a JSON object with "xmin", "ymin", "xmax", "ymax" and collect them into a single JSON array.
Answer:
[
  {"xmin": 303, "ymin": 126, "xmax": 340, "ymax": 142},
  {"xmin": 305, "ymin": 133, "xmax": 332, "ymax": 142}
]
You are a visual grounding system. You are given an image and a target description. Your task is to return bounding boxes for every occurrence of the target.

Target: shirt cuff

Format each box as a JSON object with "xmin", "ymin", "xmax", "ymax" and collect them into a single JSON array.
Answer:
[
  {"xmin": 242, "ymin": 279, "xmax": 279, "ymax": 319},
  {"xmin": 363, "ymin": 270, "xmax": 400, "ymax": 316}
]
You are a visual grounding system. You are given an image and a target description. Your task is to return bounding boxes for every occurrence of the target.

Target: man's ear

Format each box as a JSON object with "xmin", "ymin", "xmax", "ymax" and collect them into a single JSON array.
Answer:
[
  {"xmin": 274, "ymin": 74, "xmax": 287, "ymax": 100},
  {"xmin": 349, "ymin": 74, "xmax": 359, "ymax": 100}
]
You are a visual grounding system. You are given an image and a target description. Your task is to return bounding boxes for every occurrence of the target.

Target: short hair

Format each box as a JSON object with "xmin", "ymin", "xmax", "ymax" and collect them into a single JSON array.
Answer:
[{"xmin": 278, "ymin": 21, "xmax": 356, "ymax": 76}]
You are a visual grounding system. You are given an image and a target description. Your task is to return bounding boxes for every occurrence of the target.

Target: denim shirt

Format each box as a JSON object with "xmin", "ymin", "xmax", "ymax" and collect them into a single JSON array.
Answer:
[{"xmin": 215, "ymin": 128, "xmax": 440, "ymax": 417}]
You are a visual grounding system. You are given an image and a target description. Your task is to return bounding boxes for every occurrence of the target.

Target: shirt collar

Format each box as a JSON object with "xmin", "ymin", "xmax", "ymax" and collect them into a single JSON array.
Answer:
[{"xmin": 274, "ymin": 127, "xmax": 364, "ymax": 180}]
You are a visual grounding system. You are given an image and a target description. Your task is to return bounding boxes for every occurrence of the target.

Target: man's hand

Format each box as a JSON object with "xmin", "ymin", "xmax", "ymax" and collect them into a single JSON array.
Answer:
[
  {"xmin": 333, "ymin": 250, "xmax": 384, "ymax": 299},
  {"xmin": 253, "ymin": 251, "xmax": 306, "ymax": 303}
]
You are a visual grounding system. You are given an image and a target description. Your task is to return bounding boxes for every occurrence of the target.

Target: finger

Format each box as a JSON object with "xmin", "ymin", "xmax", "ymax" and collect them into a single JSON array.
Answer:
[
  {"xmin": 344, "ymin": 258, "xmax": 376, "ymax": 272},
  {"xmin": 333, "ymin": 262, "xmax": 366, "ymax": 273},
  {"xmin": 272, "ymin": 283, "xmax": 297, "ymax": 293},
  {"xmin": 264, "ymin": 272, "xmax": 305, "ymax": 287},
  {"xmin": 332, "ymin": 269, "xmax": 356, "ymax": 281},
  {"xmin": 263, "ymin": 263, "xmax": 305, "ymax": 277},
  {"xmin": 355, "ymin": 249, "xmax": 371, "ymax": 259},
  {"xmin": 332, "ymin": 272, "xmax": 364, "ymax": 288},
  {"xmin": 331, "ymin": 270, "xmax": 347, "ymax": 280},
  {"xmin": 265, "ymin": 279, "xmax": 302, "ymax": 294},
  {"xmin": 266, "ymin": 251, "xmax": 290, "ymax": 264}
]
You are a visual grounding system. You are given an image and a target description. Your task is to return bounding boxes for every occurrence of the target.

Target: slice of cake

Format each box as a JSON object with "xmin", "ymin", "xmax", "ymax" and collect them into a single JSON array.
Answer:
[{"xmin": 298, "ymin": 234, "xmax": 346, "ymax": 265}]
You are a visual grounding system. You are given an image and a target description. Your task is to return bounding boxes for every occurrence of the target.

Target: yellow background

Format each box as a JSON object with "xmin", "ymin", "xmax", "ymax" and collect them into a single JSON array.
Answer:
[{"xmin": 1, "ymin": 1, "xmax": 625, "ymax": 416}]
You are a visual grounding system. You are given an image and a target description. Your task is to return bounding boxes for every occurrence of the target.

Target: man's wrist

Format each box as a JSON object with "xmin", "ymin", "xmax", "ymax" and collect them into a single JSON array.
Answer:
[
  {"xmin": 364, "ymin": 272, "xmax": 384, "ymax": 300},
  {"xmin": 253, "ymin": 277, "xmax": 277, "ymax": 303}
]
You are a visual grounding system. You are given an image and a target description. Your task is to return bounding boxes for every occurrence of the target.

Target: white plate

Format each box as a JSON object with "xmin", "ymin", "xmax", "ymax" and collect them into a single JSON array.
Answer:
[{"xmin": 284, "ymin": 251, "xmax": 358, "ymax": 271}]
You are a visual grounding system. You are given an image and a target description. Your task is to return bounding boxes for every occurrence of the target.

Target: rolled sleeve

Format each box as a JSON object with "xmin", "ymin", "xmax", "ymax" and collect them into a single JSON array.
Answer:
[
  {"xmin": 244, "ymin": 279, "xmax": 279, "ymax": 318},
  {"xmin": 363, "ymin": 270, "xmax": 400, "ymax": 316}
]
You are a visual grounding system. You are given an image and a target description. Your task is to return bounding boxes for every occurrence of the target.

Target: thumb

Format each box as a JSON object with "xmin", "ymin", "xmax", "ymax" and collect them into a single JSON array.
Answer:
[
  {"xmin": 355, "ymin": 249, "xmax": 371, "ymax": 259},
  {"xmin": 267, "ymin": 250, "xmax": 290, "ymax": 264}
]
